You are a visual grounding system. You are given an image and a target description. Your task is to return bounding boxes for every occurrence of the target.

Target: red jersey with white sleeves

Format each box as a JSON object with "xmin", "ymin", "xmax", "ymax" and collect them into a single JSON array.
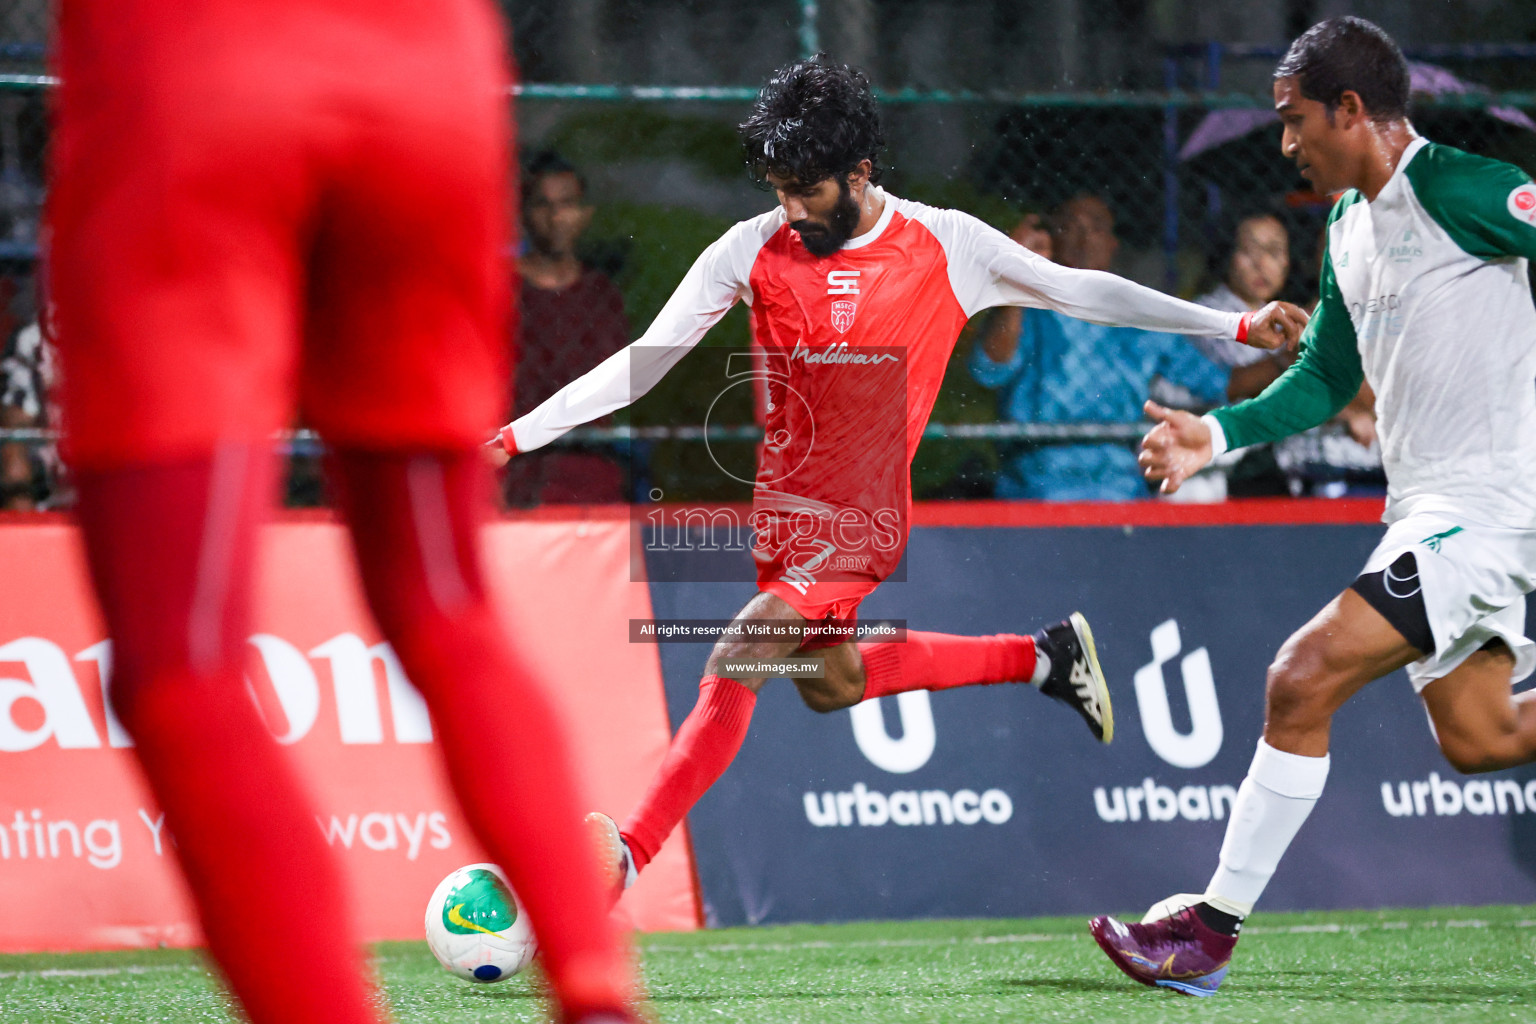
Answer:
[
  {"xmin": 505, "ymin": 189, "xmax": 1243, "ymax": 612},
  {"xmin": 747, "ymin": 199, "xmax": 956, "ymax": 518},
  {"xmin": 505, "ymin": 189, "xmax": 1242, "ymax": 455}
]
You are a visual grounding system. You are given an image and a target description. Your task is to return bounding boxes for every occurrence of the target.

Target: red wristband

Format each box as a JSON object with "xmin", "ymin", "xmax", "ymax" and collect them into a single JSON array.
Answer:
[
  {"xmin": 498, "ymin": 424, "xmax": 521, "ymax": 457},
  {"xmin": 1236, "ymin": 311, "xmax": 1253, "ymax": 345}
]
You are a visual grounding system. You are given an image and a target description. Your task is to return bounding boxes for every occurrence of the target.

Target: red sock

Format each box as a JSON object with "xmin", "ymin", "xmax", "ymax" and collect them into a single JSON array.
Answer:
[
  {"xmin": 75, "ymin": 449, "xmax": 380, "ymax": 1024},
  {"xmin": 621, "ymin": 675, "xmax": 757, "ymax": 871},
  {"xmin": 859, "ymin": 631, "xmax": 1036, "ymax": 701},
  {"xmin": 334, "ymin": 450, "xmax": 634, "ymax": 1020}
]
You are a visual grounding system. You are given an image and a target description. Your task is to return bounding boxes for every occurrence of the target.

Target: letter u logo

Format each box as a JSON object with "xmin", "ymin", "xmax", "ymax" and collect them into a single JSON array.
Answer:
[
  {"xmin": 849, "ymin": 691, "xmax": 935, "ymax": 774},
  {"xmin": 1133, "ymin": 620, "xmax": 1223, "ymax": 769}
]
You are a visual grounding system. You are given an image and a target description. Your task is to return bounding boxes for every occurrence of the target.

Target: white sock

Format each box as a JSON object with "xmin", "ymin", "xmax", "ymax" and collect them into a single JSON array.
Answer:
[
  {"xmin": 1205, "ymin": 739, "xmax": 1329, "ymax": 915},
  {"xmin": 1029, "ymin": 651, "xmax": 1051, "ymax": 686}
]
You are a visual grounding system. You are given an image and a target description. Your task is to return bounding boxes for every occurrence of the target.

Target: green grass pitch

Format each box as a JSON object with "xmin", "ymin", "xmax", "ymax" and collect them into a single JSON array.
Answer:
[{"xmin": 3, "ymin": 905, "xmax": 1535, "ymax": 1022}]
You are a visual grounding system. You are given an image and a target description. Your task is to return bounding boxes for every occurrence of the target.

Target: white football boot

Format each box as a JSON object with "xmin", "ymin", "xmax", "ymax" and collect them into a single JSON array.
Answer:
[{"xmin": 584, "ymin": 811, "xmax": 638, "ymax": 904}]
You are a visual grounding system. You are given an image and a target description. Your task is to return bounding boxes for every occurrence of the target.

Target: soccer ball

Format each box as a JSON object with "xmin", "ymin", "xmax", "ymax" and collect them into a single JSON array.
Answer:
[
  {"xmin": 1142, "ymin": 892, "xmax": 1206, "ymax": 923},
  {"xmin": 424, "ymin": 863, "xmax": 538, "ymax": 982}
]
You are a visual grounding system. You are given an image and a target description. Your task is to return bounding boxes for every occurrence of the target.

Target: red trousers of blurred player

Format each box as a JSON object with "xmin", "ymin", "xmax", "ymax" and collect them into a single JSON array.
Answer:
[{"xmin": 52, "ymin": 1, "xmax": 633, "ymax": 1021}]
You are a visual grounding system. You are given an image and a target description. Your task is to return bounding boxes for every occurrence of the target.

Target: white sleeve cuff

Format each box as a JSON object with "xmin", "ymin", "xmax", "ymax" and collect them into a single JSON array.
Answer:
[{"xmin": 1201, "ymin": 414, "xmax": 1229, "ymax": 459}]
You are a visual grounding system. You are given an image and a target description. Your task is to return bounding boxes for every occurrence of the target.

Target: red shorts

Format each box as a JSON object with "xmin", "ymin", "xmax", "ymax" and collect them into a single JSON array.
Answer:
[
  {"xmin": 758, "ymin": 577, "xmax": 875, "ymax": 652},
  {"xmin": 52, "ymin": 0, "xmax": 512, "ymax": 468},
  {"xmin": 751, "ymin": 500, "xmax": 899, "ymax": 651}
]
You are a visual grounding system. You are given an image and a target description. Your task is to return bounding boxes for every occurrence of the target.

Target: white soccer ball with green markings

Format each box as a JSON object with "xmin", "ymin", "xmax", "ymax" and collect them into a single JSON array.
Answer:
[{"xmin": 424, "ymin": 863, "xmax": 538, "ymax": 982}]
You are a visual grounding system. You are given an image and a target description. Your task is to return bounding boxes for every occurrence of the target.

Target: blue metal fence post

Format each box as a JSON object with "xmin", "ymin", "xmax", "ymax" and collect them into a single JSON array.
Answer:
[{"xmin": 1204, "ymin": 41, "xmax": 1224, "ymax": 235}]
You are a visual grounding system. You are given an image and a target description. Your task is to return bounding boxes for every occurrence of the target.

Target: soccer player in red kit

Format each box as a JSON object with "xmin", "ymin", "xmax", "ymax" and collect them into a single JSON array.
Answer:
[
  {"xmin": 492, "ymin": 57, "xmax": 1308, "ymax": 895},
  {"xmin": 50, "ymin": 2, "xmax": 636, "ymax": 1023}
]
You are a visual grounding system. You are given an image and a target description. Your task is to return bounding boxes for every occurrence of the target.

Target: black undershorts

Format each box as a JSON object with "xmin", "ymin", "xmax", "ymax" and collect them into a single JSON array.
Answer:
[{"xmin": 1350, "ymin": 551, "xmax": 1435, "ymax": 655}]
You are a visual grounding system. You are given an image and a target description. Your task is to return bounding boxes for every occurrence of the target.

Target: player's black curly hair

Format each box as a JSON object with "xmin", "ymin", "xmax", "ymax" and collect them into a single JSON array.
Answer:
[
  {"xmin": 1275, "ymin": 16, "xmax": 1410, "ymax": 120},
  {"xmin": 740, "ymin": 56, "xmax": 885, "ymax": 187}
]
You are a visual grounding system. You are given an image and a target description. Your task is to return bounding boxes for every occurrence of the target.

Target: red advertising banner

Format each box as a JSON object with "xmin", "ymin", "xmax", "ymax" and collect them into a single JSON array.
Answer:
[{"xmin": 0, "ymin": 516, "xmax": 696, "ymax": 952}]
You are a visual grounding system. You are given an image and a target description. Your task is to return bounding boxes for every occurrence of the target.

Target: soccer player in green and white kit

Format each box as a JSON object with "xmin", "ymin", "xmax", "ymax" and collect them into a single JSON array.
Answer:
[{"xmin": 1090, "ymin": 16, "xmax": 1536, "ymax": 996}]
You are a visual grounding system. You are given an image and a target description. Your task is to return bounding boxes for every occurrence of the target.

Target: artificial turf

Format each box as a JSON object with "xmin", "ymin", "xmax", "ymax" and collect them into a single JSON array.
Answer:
[{"xmin": 3, "ymin": 905, "xmax": 1535, "ymax": 1023}]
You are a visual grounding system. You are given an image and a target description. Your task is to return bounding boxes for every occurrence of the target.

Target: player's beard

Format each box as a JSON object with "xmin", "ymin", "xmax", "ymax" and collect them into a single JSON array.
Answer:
[{"xmin": 793, "ymin": 179, "xmax": 860, "ymax": 258}]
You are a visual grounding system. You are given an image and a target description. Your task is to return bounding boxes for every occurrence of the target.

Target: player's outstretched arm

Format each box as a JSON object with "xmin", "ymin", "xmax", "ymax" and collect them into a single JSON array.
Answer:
[
  {"xmin": 982, "ymin": 230, "xmax": 1309, "ymax": 347},
  {"xmin": 1138, "ymin": 400, "xmax": 1213, "ymax": 495},
  {"xmin": 1016, "ymin": 258, "xmax": 1311, "ymax": 348},
  {"xmin": 492, "ymin": 344, "xmax": 643, "ymax": 458},
  {"xmin": 904, "ymin": 204, "xmax": 1306, "ymax": 349},
  {"xmin": 906, "ymin": 205, "xmax": 1289, "ymax": 346},
  {"xmin": 491, "ymin": 218, "xmax": 768, "ymax": 458}
]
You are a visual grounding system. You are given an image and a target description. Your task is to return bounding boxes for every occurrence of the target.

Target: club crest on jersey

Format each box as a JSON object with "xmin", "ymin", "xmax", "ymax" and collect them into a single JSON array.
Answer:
[{"xmin": 831, "ymin": 300, "xmax": 857, "ymax": 333}]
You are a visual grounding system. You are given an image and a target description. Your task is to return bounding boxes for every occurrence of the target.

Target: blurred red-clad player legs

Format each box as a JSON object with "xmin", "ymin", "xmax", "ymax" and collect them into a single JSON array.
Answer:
[{"xmin": 50, "ymin": 2, "xmax": 637, "ymax": 1022}]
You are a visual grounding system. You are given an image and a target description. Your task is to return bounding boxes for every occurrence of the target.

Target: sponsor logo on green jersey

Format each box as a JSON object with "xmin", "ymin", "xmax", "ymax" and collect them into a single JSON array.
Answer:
[
  {"xmin": 1389, "ymin": 228, "xmax": 1423, "ymax": 263},
  {"xmin": 1419, "ymin": 526, "xmax": 1463, "ymax": 552}
]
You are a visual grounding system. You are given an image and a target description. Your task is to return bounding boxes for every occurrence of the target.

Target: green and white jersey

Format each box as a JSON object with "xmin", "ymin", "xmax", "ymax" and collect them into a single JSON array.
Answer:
[{"xmin": 1208, "ymin": 136, "xmax": 1536, "ymax": 530}]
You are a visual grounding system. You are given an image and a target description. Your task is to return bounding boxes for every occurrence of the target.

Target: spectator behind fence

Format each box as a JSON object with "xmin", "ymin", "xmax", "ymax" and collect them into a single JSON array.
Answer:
[
  {"xmin": 503, "ymin": 151, "xmax": 629, "ymax": 505},
  {"xmin": 1192, "ymin": 213, "xmax": 1381, "ymax": 497},
  {"xmin": 0, "ymin": 313, "xmax": 63, "ymax": 510},
  {"xmin": 1180, "ymin": 211, "xmax": 1294, "ymax": 499},
  {"xmin": 970, "ymin": 194, "xmax": 1227, "ymax": 500},
  {"xmin": 1190, "ymin": 212, "xmax": 1292, "ymax": 389}
]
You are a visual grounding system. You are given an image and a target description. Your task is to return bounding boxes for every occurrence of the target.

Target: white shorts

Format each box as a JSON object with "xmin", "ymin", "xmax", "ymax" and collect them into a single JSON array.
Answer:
[{"xmin": 1360, "ymin": 513, "xmax": 1536, "ymax": 692}]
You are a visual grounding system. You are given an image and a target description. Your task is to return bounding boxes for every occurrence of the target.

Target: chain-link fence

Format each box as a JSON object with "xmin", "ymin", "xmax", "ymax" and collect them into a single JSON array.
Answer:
[{"xmin": 4, "ymin": 2, "xmax": 1536, "ymax": 508}]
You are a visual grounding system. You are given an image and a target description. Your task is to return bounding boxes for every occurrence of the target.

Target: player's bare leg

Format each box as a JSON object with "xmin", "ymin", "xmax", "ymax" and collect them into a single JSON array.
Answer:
[
  {"xmin": 1093, "ymin": 589, "xmax": 1487, "ymax": 995},
  {"xmin": 1260, "ymin": 589, "xmax": 1420, "ymax": 754},
  {"xmin": 1420, "ymin": 643, "xmax": 1536, "ymax": 772},
  {"xmin": 1260, "ymin": 592, "xmax": 1536, "ymax": 771},
  {"xmin": 790, "ymin": 639, "xmax": 866, "ymax": 712},
  {"xmin": 611, "ymin": 592, "xmax": 1112, "ymax": 888},
  {"xmin": 705, "ymin": 590, "xmax": 815, "ymax": 694}
]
